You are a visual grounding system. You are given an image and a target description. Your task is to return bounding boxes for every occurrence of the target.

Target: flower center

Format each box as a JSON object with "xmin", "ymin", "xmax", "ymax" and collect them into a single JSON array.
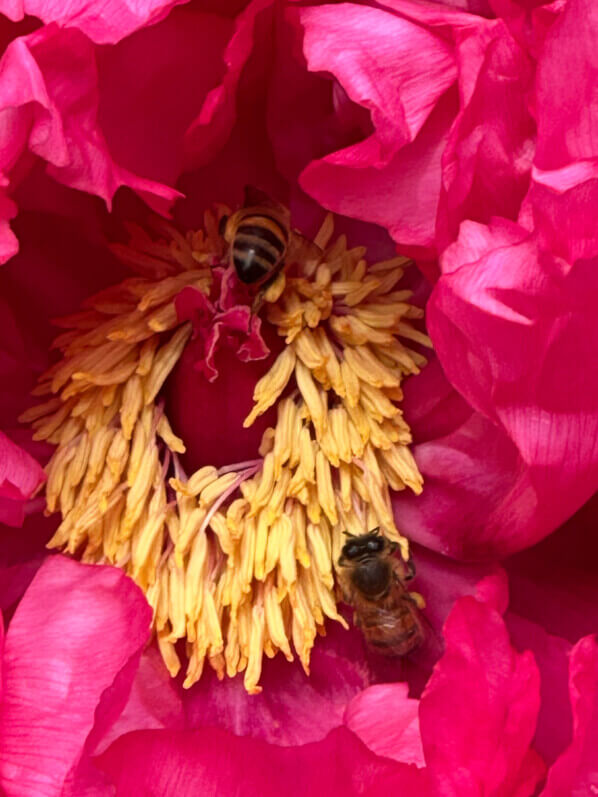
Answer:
[{"xmin": 21, "ymin": 205, "xmax": 430, "ymax": 693}]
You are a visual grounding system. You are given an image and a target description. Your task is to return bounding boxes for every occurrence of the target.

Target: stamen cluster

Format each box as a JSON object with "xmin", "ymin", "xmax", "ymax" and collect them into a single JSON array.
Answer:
[{"xmin": 22, "ymin": 208, "xmax": 429, "ymax": 693}]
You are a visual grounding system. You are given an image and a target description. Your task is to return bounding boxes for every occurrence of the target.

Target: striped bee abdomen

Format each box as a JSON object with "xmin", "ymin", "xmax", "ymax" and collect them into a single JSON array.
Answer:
[{"xmin": 231, "ymin": 212, "xmax": 289, "ymax": 285}]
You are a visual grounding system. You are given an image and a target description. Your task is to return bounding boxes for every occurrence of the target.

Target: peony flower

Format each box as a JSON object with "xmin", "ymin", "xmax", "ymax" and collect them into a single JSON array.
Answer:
[{"xmin": 1, "ymin": 0, "xmax": 598, "ymax": 793}]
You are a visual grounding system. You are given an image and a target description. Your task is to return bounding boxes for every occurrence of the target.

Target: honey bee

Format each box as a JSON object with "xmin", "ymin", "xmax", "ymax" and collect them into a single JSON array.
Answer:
[
  {"xmin": 338, "ymin": 528, "xmax": 424, "ymax": 656},
  {"xmin": 220, "ymin": 186, "xmax": 321, "ymax": 313}
]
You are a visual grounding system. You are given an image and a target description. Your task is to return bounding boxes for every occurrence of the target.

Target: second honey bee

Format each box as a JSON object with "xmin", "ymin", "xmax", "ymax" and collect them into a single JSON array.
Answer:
[
  {"xmin": 338, "ymin": 529, "xmax": 424, "ymax": 657},
  {"xmin": 220, "ymin": 186, "xmax": 321, "ymax": 312}
]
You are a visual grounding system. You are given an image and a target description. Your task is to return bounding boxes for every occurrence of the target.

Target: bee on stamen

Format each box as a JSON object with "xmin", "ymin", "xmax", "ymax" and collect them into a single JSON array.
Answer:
[
  {"xmin": 220, "ymin": 186, "xmax": 321, "ymax": 315},
  {"xmin": 338, "ymin": 528, "xmax": 424, "ymax": 657}
]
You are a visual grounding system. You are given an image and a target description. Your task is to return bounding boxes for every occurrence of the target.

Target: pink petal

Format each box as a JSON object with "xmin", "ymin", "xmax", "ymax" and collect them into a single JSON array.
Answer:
[
  {"xmin": 344, "ymin": 683, "xmax": 425, "ymax": 766},
  {"xmin": 420, "ymin": 596, "xmax": 545, "ymax": 795},
  {"xmin": 0, "ymin": 431, "xmax": 45, "ymax": 527},
  {"xmin": 396, "ymin": 356, "xmax": 549, "ymax": 559},
  {"xmin": 0, "ymin": 556, "xmax": 151, "ymax": 797},
  {"xmin": 296, "ymin": 3, "xmax": 457, "ymax": 250},
  {"xmin": 1, "ymin": 0, "xmax": 188, "ymax": 44},
  {"xmin": 96, "ymin": 6, "xmax": 234, "ymax": 188},
  {"xmin": 534, "ymin": 0, "xmax": 598, "ymax": 170},
  {"xmin": 542, "ymin": 635, "xmax": 598, "ymax": 796},
  {"xmin": 507, "ymin": 614, "xmax": 572, "ymax": 767},
  {"xmin": 96, "ymin": 726, "xmax": 431, "ymax": 796},
  {"xmin": 427, "ymin": 218, "xmax": 598, "ymax": 553}
]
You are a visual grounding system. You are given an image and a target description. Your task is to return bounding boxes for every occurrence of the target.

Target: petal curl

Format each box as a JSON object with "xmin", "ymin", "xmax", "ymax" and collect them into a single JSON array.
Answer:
[
  {"xmin": 542, "ymin": 635, "xmax": 598, "ymax": 796},
  {"xmin": 0, "ymin": 431, "xmax": 45, "ymax": 527},
  {"xmin": 297, "ymin": 3, "xmax": 457, "ymax": 250}
]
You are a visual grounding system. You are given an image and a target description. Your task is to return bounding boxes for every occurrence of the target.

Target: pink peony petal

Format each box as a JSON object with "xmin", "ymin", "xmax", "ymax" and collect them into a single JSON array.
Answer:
[
  {"xmin": 0, "ymin": 431, "xmax": 45, "ymax": 527},
  {"xmin": 183, "ymin": 619, "xmax": 370, "ymax": 745},
  {"xmin": 427, "ymin": 217, "xmax": 598, "ymax": 554},
  {"xmin": 1, "ymin": 0, "xmax": 188, "ymax": 44},
  {"xmin": 397, "ymin": 357, "xmax": 543, "ymax": 559},
  {"xmin": 93, "ymin": 648, "xmax": 185, "ymax": 756},
  {"xmin": 96, "ymin": 6, "xmax": 234, "ymax": 187},
  {"xmin": 297, "ymin": 3, "xmax": 457, "ymax": 250},
  {"xmin": 507, "ymin": 614, "xmax": 572, "ymax": 767},
  {"xmin": 534, "ymin": 0, "xmax": 598, "ymax": 170},
  {"xmin": 344, "ymin": 683, "xmax": 425, "ymax": 767},
  {"xmin": 419, "ymin": 596, "xmax": 545, "ymax": 795},
  {"xmin": 0, "ymin": 193, "xmax": 18, "ymax": 264},
  {"xmin": 438, "ymin": 18, "xmax": 535, "ymax": 247},
  {"xmin": 0, "ymin": 556, "xmax": 151, "ymax": 797},
  {"xmin": 506, "ymin": 494, "xmax": 598, "ymax": 647},
  {"xmin": 541, "ymin": 635, "xmax": 598, "ymax": 796},
  {"xmin": 96, "ymin": 726, "xmax": 431, "ymax": 796}
]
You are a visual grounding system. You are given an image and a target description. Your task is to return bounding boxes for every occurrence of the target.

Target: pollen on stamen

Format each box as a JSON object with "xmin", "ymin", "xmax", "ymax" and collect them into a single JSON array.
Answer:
[{"xmin": 21, "ymin": 204, "xmax": 430, "ymax": 695}]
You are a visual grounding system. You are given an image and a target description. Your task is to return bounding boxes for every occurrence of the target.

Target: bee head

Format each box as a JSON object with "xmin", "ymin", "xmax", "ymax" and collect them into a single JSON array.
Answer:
[{"xmin": 338, "ymin": 528, "xmax": 396, "ymax": 566}]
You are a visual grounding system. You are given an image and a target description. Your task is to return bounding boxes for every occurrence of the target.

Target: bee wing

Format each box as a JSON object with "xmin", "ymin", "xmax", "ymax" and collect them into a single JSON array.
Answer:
[
  {"xmin": 243, "ymin": 185, "xmax": 286, "ymax": 212},
  {"xmin": 286, "ymin": 229, "xmax": 323, "ymax": 270}
]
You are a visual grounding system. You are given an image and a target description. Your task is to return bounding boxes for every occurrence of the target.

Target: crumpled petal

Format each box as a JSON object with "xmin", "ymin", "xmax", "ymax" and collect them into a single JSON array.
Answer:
[
  {"xmin": 541, "ymin": 635, "xmax": 598, "ymax": 796},
  {"xmin": 1, "ymin": 0, "xmax": 188, "ymax": 44},
  {"xmin": 427, "ymin": 217, "xmax": 598, "ymax": 554},
  {"xmin": 419, "ymin": 595, "xmax": 545, "ymax": 796},
  {"xmin": 0, "ymin": 556, "xmax": 151, "ymax": 797},
  {"xmin": 96, "ymin": 726, "xmax": 430, "ymax": 796},
  {"xmin": 0, "ymin": 431, "xmax": 45, "ymax": 526},
  {"xmin": 437, "ymin": 16, "xmax": 535, "ymax": 247},
  {"xmin": 0, "ymin": 24, "xmax": 179, "ymax": 263}
]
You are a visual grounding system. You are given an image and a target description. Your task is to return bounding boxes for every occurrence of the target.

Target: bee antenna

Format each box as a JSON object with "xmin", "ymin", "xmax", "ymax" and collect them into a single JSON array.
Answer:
[{"xmin": 342, "ymin": 530, "xmax": 355, "ymax": 538}]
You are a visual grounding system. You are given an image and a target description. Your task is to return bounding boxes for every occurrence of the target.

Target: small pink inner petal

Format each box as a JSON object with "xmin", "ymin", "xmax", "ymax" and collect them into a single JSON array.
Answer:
[
  {"xmin": 168, "ymin": 284, "xmax": 283, "ymax": 470},
  {"xmin": 344, "ymin": 683, "xmax": 425, "ymax": 767}
]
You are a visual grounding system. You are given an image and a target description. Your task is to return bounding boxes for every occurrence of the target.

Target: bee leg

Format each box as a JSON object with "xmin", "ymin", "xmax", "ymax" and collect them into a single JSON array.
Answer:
[
  {"xmin": 408, "ymin": 591, "xmax": 426, "ymax": 610},
  {"xmin": 250, "ymin": 288, "xmax": 267, "ymax": 316},
  {"xmin": 404, "ymin": 556, "xmax": 416, "ymax": 581}
]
